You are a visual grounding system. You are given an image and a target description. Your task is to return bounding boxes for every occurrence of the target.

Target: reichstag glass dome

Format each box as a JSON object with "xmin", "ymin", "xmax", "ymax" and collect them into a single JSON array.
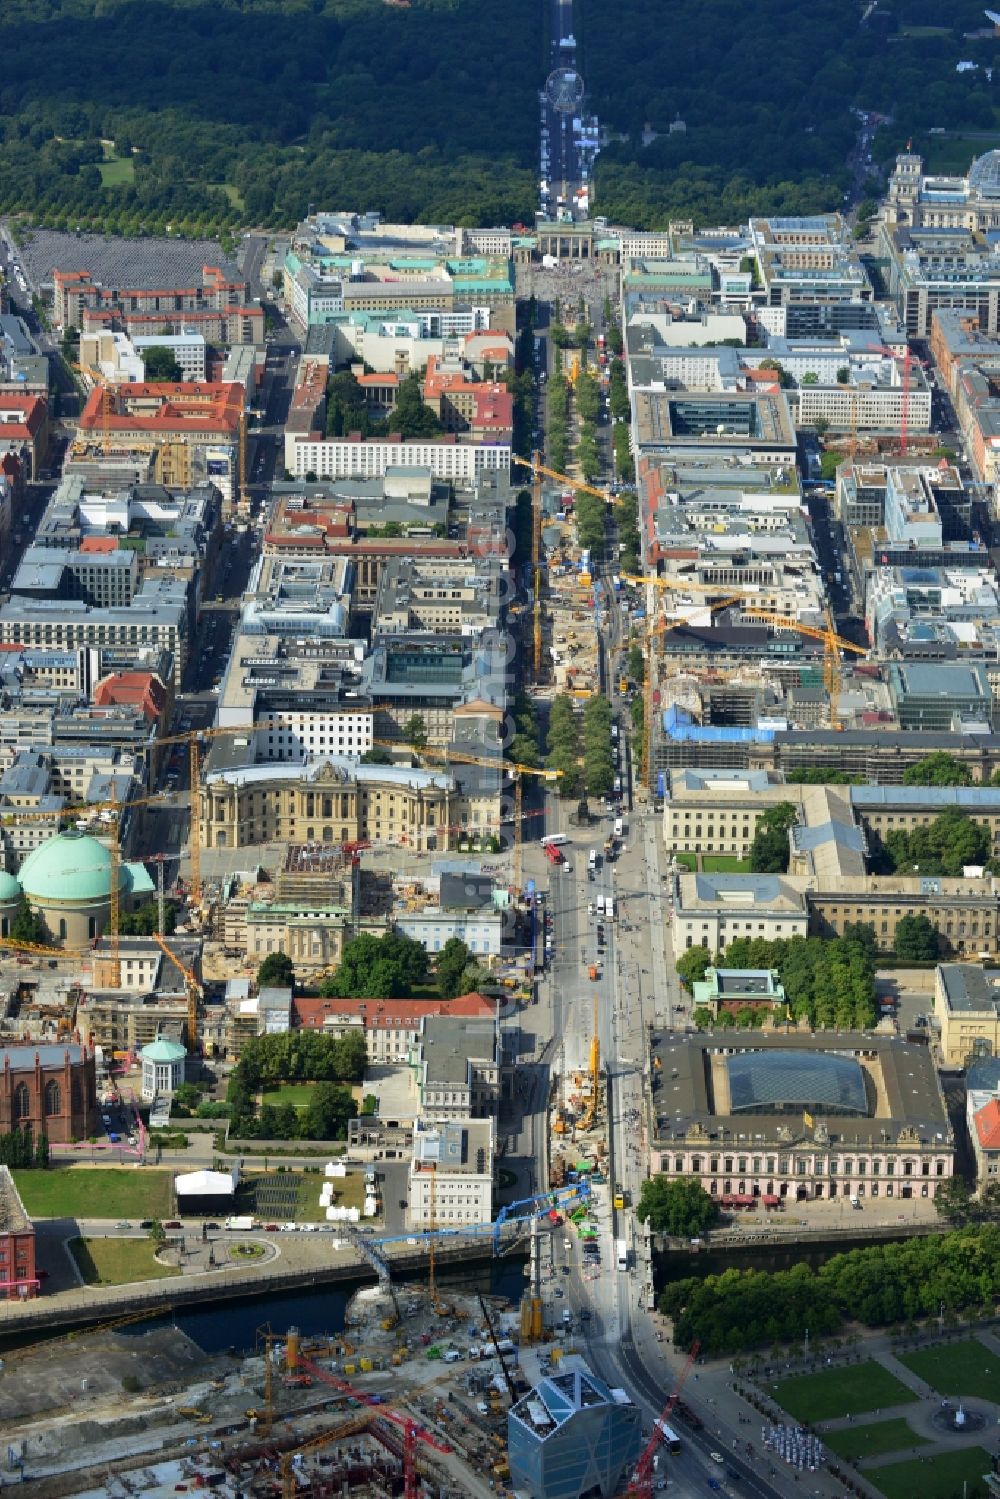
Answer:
[
  {"xmin": 969, "ymin": 150, "xmax": 1000, "ymax": 199},
  {"xmin": 726, "ymin": 1050, "xmax": 869, "ymax": 1117}
]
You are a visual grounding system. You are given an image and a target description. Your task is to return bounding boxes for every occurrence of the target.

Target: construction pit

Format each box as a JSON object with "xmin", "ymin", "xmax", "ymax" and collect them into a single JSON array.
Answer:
[{"xmin": 0, "ymin": 1281, "xmax": 530, "ymax": 1498}]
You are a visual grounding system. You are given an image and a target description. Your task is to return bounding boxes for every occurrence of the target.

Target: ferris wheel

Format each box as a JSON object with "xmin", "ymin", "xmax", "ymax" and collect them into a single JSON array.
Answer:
[{"xmin": 545, "ymin": 67, "xmax": 585, "ymax": 114}]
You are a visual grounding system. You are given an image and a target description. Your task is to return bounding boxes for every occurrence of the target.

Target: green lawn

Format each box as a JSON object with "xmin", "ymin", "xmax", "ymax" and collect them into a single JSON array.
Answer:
[
  {"xmin": 672, "ymin": 852, "xmax": 698, "ymax": 871},
  {"xmin": 13, "ymin": 1168, "xmax": 173, "ymax": 1221},
  {"xmin": 261, "ymin": 1083, "xmax": 316, "ymax": 1110},
  {"xmin": 702, "ymin": 855, "xmax": 749, "ymax": 873},
  {"xmin": 898, "ymin": 1339, "xmax": 1000, "ymax": 1400},
  {"xmin": 207, "ymin": 182, "xmax": 246, "ymax": 211},
  {"xmin": 871, "ymin": 1447, "xmax": 993, "ymax": 1499},
  {"xmin": 98, "ymin": 156, "xmax": 135, "ymax": 187},
  {"xmin": 773, "ymin": 1362, "xmax": 918, "ymax": 1423},
  {"xmin": 70, "ymin": 1236, "xmax": 180, "ymax": 1287},
  {"xmin": 825, "ymin": 1419, "xmax": 929, "ymax": 1462},
  {"xmin": 240, "ymin": 1169, "xmax": 367, "ymax": 1222}
]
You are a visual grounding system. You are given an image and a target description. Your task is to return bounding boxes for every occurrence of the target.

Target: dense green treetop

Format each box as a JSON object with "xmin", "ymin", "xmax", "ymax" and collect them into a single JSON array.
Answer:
[{"xmin": 1, "ymin": 0, "xmax": 997, "ymax": 232}]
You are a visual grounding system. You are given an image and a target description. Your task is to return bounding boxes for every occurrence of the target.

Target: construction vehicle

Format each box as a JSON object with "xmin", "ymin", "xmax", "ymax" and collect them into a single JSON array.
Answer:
[
  {"xmin": 578, "ymin": 981, "xmax": 601, "ymax": 1132},
  {"xmin": 626, "ymin": 1341, "xmax": 700, "ymax": 1498},
  {"xmin": 283, "ymin": 1341, "xmax": 452, "ymax": 1499}
]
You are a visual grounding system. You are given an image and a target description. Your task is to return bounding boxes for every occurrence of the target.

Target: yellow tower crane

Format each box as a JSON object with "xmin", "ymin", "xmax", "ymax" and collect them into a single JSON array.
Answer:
[
  {"xmin": 152, "ymin": 930, "xmax": 204, "ymax": 1054},
  {"xmin": 578, "ymin": 985, "xmax": 601, "ymax": 1132},
  {"xmin": 511, "ymin": 454, "xmax": 610, "ymax": 503},
  {"xmin": 369, "ymin": 739, "xmax": 562, "ymax": 897},
  {"xmin": 641, "ymin": 593, "xmax": 751, "ymax": 790},
  {"xmin": 735, "ymin": 607, "xmax": 869, "ymax": 731},
  {"xmin": 426, "ymin": 1159, "xmax": 451, "ymax": 1315}
]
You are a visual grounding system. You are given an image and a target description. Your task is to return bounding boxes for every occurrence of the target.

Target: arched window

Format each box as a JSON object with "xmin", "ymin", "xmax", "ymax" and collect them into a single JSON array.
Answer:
[
  {"xmin": 72, "ymin": 1079, "xmax": 82, "ymax": 1113},
  {"xmin": 12, "ymin": 1083, "xmax": 29, "ymax": 1120},
  {"xmin": 44, "ymin": 1079, "xmax": 61, "ymax": 1116},
  {"xmin": 59, "ymin": 919, "xmax": 67, "ymax": 940}
]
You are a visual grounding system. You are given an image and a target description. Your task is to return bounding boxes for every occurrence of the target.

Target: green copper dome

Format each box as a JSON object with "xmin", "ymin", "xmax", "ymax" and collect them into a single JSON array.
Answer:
[
  {"xmin": 141, "ymin": 1038, "xmax": 186, "ymax": 1063},
  {"xmin": 19, "ymin": 831, "xmax": 124, "ymax": 904},
  {"xmin": 0, "ymin": 871, "xmax": 22, "ymax": 903}
]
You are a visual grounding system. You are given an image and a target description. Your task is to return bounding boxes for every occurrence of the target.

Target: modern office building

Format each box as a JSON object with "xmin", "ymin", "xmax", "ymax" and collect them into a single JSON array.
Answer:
[
  {"xmin": 508, "ymin": 1359, "xmax": 644, "ymax": 1499},
  {"xmin": 407, "ymin": 1118, "xmax": 494, "ymax": 1229}
]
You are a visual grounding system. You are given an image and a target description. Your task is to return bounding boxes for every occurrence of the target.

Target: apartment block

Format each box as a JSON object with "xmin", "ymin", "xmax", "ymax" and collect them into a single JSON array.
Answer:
[
  {"xmin": 285, "ymin": 431, "xmax": 510, "ymax": 483},
  {"xmin": 54, "ymin": 265, "xmax": 263, "ymax": 345}
]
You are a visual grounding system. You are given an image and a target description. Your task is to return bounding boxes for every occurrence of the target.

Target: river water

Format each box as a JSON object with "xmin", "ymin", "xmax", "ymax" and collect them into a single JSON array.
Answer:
[{"xmin": 1, "ymin": 1258, "xmax": 530, "ymax": 1357}]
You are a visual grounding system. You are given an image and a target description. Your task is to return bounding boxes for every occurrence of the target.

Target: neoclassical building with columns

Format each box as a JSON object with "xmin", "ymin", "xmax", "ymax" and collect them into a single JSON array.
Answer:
[
  {"xmin": 200, "ymin": 752, "xmax": 500, "ymax": 854},
  {"xmin": 649, "ymin": 1030, "xmax": 954, "ymax": 1206}
]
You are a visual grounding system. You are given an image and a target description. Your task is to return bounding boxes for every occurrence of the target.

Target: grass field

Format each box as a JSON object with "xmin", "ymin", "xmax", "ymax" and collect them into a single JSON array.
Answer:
[
  {"xmin": 919, "ymin": 131, "xmax": 1000, "ymax": 175},
  {"xmin": 702, "ymin": 855, "xmax": 749, "ymax": 872},
  {"xmin": 825, "ymin": 1419, "xmax": 929, "ymax": 1462},
  {"xmin": 773, "ymin": 1362, "xmax": 918, "ymax": 1423},
  {"xmin": 261, "ymin": 1083, "xmax": 316, "ymax": 1110},
  {"xmin": 70, "ymin": 1237, "xmax": 180, "ymax": 1287},
  {"xmin": 98, "ymin": 156, "xmax": 135, "ymax": 187},
  {"xmin": 898, "ymin": 1339, "xmax": 1000, "ymax": 1399},
  {"xmin": 208, "ymin": 182, "xmax": 246, "ymax": 211},
  {"xmin": 13, "ymin": 1168, "xmax": 173, "ymax": 1221},
  {"xmin": 871, "ymin": 1447, "xmax": 993, "ymax": 1499},
  {"xmin": 241, "ymin": 1169, "xmax": 367, "ymax": 1222},
  {"xmin": 672, "ymin": 852, "xmax": 698, "ymax": 871}
]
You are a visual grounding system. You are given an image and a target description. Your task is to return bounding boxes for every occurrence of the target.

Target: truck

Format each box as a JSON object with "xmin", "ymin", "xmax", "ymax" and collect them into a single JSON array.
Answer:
[
  {"xmin": 588, "ymin": 964, "xmax": 598, "ymax": 981},
  {"xmin": 225, "ymin": 1215, "xmax": 255, "ymax": 1232},
  {"xmin": 615, "ymin": 1238, "xmax": 629, "ymax": 1271}
]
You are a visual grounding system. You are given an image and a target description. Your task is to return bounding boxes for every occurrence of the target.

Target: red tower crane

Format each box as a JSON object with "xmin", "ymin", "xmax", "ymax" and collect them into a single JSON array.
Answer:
[
  {"xmin": 864, "ymin": 343, "xmax": 928, "ymax": 457},
  {"xmin": 284, "ymin": 1348, "xmax": 452, "ymax": 1499},
  {"xmin": 627, "ymin": 1340, "xmax": 701, "ymax": 1499}
]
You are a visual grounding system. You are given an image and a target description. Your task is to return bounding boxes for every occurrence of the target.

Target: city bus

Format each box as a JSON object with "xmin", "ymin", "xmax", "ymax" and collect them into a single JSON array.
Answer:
[{"xmin": 655, "ymin": 1421, "xmax": 682, "ymax": 1454}]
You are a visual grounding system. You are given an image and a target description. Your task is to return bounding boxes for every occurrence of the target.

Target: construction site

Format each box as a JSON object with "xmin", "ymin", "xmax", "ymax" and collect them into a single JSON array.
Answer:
[{"xmin": 0, "ymin": 1179, "xmax": 615, "ymax": 1499}]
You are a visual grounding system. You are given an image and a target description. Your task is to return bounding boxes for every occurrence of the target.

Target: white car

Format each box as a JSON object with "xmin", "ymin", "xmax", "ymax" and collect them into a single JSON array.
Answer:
[{"xmin": 710, "ymin": 1452, "xmax": 724, "ymax": 1464}]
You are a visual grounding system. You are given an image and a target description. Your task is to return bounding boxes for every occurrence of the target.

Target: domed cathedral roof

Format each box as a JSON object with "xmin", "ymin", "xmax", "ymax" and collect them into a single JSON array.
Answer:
[
  {"xmin": 19, "ymin": 831, "xmax": 125, "ymax": 904},
  {"xmin": 0, "ymin": 870, "xmax": 22, "ymax": 905},
  {"xmin": 968, "ymin": 150, "xmax": 1000, "ymax": 199}
]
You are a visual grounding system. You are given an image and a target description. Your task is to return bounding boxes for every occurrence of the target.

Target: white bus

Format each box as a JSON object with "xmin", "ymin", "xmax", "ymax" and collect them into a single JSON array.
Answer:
[
  {"xmin": 541, "ymin": 833, "xmax": 568, "ymax": 847},
  {"xmin": 655, "ymin": 1420, "xmax": 682, "ymax": 1454},
  {"xmin": 615, "ymin": 1238, "xmax": 628, "ymax": 1271}
]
